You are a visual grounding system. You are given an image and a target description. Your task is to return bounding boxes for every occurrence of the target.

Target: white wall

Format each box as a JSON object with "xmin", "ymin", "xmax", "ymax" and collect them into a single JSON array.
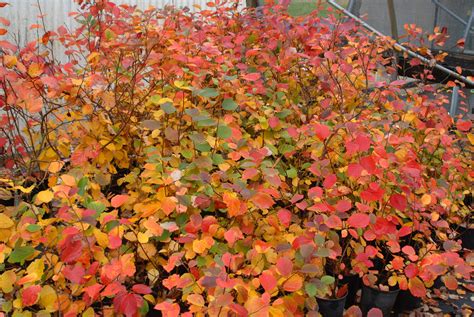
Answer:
[{"xmin": 0, "ymin": 0, "xmax": 246, "ymax": 45}]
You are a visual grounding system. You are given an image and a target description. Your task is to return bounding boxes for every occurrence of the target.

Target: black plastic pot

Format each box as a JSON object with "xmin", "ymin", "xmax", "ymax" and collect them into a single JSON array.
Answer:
[
  {"xmin": 317, "ymin": 292, "xmax": 348, "ymax": 317},
  {"xmin": 342, "ymin": 274, "xmax": 361, "ymax": 308},
  {"xmin": 393, "ymin": 290, "xmax": 422, "ymax": 314},
  {"xmin": 458, "ymin": 226, "xmax": 474, "ymax": 250},
  {"xmin": 360, "ymin": 285, "xmax": 399, "ymax": 317}
]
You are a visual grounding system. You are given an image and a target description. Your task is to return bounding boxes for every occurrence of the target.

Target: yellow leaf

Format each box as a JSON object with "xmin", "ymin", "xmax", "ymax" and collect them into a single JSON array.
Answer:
[
  {"xmin": 26, "ymin": 259, "xmax": 44, "ymax": 280},
  {"xmin": 93, "ymin": 228, "xmax": 109, "ymax": 248},
  {"xmin": 421, "ymin": 194, "xmax": 432, "ymax": 206},
  {"xmin": 47, "ymin": 161, "xmax": 64, "ymax": 173},
  {"xmin": 0, "ymin": 270, "xmax": 16, "ymax": 293},
  {"xmin": 82, "ymin": 307, "xmax": 95, "ymax": 317},
  {"xmin": 28, "ymin": 63, "xmax": 43, "ymax": 77},
  {"xmin": 39, "ymin": 285, "xmax": 57, "ymax": 312},
  {"xmin": 137, "ymin": 231, "xmax": 151, "ymax": 244},
  {"xmin": 60, "ymin": 174, "xmax": 76, "ymax": 187},
  {"xmin": 155, "ymin": 97, "xmax": 173, "ymax": 105},
  {"xmin": 143, "ymin": 294, "xmax": 155, "ymax": 304},
  {"xmin": 0, "ymin": 214, "xmax": 14, "ymax": 228},
  {"xmin": 13, "ymin": 184, "xmax": 35, "ymax": 194},
  {"xmin": 388, "ymin": 275, "xmax": 398, "ymax": 287},
  {"xmin": 173, "ymin": 80, "xmax": 192, "ymax": 90},
  {"xmin": 468, "ymin": 133, "xmax": 474, "ymax": 145},
  {"xmin": 37, "ymin": 190, "xmax": 54, "ymax": 204},
  {"xmin": 4, "ymin": 55, "xmax": 17, "ymax": 68}
]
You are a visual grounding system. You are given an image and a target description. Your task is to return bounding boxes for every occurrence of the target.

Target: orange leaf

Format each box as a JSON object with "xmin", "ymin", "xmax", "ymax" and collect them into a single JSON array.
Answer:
[
  {"xmin": 187, "ymin": 294, "xmax": 205, "ymax": 307},
  {"xmin": 223, "ymin": 192, "xmax": 244, "ymax": 217},
  {"xmin": 282, "ymin": 274, "xmax": 303, "ymax": 292},
  {"xmin": 28, "ymin": 63, "xmax": 43, "ymax": 77},
  {"xmin": 253, "ymin": 192, "xmax": 274, "ymax": 209},
  {"xmin": 161, "ymin": 197, "xmax": 176, "ymax": 215},
  {"xmin": 111, "ymin": 194, "xmax": 129, "ymax": 208},
  {"xmin": 0, "ymin": 28, "xmax": 7, "ymax": 35},
  {"xmin": 408, "ymin": 277, "xmax": 426, "ymax": 297}
]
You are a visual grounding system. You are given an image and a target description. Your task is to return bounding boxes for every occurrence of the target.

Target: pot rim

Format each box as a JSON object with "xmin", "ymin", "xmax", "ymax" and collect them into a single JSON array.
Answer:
[
  {"xmin": 316, "ymin": 291, "xmax": 349, "ymax": 302},
  {"xmin": 362, "ymin": 284, "xmax": 400, "ymax": 294}
]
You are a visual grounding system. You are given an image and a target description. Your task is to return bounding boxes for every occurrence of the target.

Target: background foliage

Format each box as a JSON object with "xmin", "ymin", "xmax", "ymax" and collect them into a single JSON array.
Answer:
[{"xmin": 0, "ymin": 0, "xmax": 472, "ymax": 316}]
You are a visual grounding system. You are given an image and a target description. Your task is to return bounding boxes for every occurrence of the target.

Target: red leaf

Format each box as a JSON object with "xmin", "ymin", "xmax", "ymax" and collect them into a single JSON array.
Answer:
[
  {"xmin": 83, "ymin": 284, "xmax": 104, "ymax": 302},
  {"xmin": 253, "ymin": 192, "xmax": 274, "ymax": 209},
  {"xmin": 111, "ymin": 194, "xmax": 129, "ymax": 208},
  {"xmin": 323, "ymin": 174, "xmax": 337, "ymax": 189},
  {"xmin": 408, "ymin": 277, "xmax": 426, "ymax": 297},
  {"xmin": 347, "ymin": 163, "xmax": 363, "ymax": 178},
  {"xmin": 0, "ymin": 3, "xmax": 9, "ymax": 7},
  {"xmin": 314, "ymin": 123, "xmax": 330, "ymax": 140},
  {"xmin": 324, "ymin": 51, "xmax": 336, "ymax": 61},
  {"xmin": 277, "ymin": 208, "xmax": 292, "ymax": 227},
  {"xmin": 60, "ymin": 235, "xmax": 83, "ymax": 263},
  {"xmin": 259, "ymin": 270, "xmax": 277, "ymax": 292},
  {"xmin": 345, "ymin": 305, "xmax": 363, "ymax": 317},
  {"xmin": 242, "ymin": 168, "xmax": 259, "ymax": 180},
  {"xmin": 132, "ymin": 284, "xmax": 152, "ymax": 294},
  {"xmin": 335, "ymin": 199, "xmax": 352, "ymax": 212},
  {"xmin": 360, "ymin": 155, "xmax": 377, "ymax": 174},
  {"xmin": 224, "ymin": 226, "xmax": 244, "ymax": 246},
  {"xmin": 457, "ymin": 120, "xmax": 472, "ymax": 132},
  {"xmin": 402, "ymin": 246, "xmax": 418, "ymax": 261},
  {"xmin": 0, "ymin": 17, "xmax": 9, "ymax": 26},
  {"xmin": 404, "ymin": 263, "xmax": 418, "ymax": 278},
  {"xmin": 22, "ymin": 285, "xmax": 41, "ymax": 307},
  {"xmin": 360, "ymin": 182, "xmax": 384, "ymax": 202},
  {"xmin": 347, "ymin": 213, "xmax": 370, "ymax": 228},
  {"xmin": 62, "ymin": 264, "xmax": 85, "ymax": 284},
  {"xmin": 154, "ymin": 301, "xmax": 181, "ymax": 317},
  {"xmin": 443, "ymin": 275, "xmax": 458, "ymax": 290},
  {"xmin": 367, "ymin": 308, "xmax": 383, "ymax": 317},
  {"xmin": 276, "ymin": 257, "xmax": 293, "ymax": 276},
  {"xmin": 389, "ymin": 194, "xmax": 407, "ymax": 211},
  {"xmin": 242, "ymin": 72, "xmax": 260, "ymax": 81},
  {"xmin": 102, "ymin": 282, "xmax": 126, "ymax": 297},
  {"xmin": 326, "ymin": 215, "xmax": 343, "ymax": 229},
  {"xmin": 113, "ymin": 292, "xmax": 142, "ymax": 317}
]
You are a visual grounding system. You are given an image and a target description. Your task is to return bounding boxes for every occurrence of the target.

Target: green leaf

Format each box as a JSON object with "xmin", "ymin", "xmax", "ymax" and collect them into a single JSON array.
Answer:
[
  {"xmin": 222, "ymin": 98, "xmax": 238, "ymax": 111},
  {"xmin": 286, "ymin": 167, "xmax": 297, "ymax": 179},
  {"xmin": 8, "ymin": 246, "xmax": 35, "ymax": 264},
  {"xmin": 217, "ymin": 124, "xmax": 232, "ymax": 139},
  {"xmin": 321, "ymin": 275, "xmax": 336, "ymax": 285},
  {"xmin": 86, "ymin": 201, "xmax": 106, "ymax": 215},
  {"xmin": 161, "ymin": 102, "xmax": 176, "ymax": 114},
  {"xmin": 197, "ymin": 118, "xmax": 217, "ymax": 127},
  {"xmin": 305, "ymin": 282, "xmax": 318, "ymax": 297},
  {"xmin": 194, "ymin": 88, "xmax": 219, "ymax": 98},
  {"xmin": 26, "ymin": 224, "xmax": 41, "ymax": 233},
  {"xmin": 105, "ymin": 220, "xmax": 120, "ymax": 233},
  {"xmin": 78, "ymin": 177, "xmax": 88, "ymax": 196}
]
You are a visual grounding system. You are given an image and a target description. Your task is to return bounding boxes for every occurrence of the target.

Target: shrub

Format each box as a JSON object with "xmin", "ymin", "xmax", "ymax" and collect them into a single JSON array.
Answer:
[{"xmin": 0, "ymin": 1, "xmax": 472, "ymax": 316}]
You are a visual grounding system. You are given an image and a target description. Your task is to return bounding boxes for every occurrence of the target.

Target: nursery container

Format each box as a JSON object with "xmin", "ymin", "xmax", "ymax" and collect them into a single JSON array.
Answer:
[
  {"xmin": 393, "ymin": 290, "xmax": 422, "ymax": 314},
  {"xmin": 317, "ymin": 292, "xmax": 348, "ymax": 317},
  {"xmin": 360, "ymin": 285, "xmax": 399, "ymax": 317}
]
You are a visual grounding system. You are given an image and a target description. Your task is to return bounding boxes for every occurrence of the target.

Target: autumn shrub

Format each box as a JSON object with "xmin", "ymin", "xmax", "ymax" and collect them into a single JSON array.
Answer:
[{"xmin": 0, "ymin": 1, "xmax": 472, "ymax": 316}]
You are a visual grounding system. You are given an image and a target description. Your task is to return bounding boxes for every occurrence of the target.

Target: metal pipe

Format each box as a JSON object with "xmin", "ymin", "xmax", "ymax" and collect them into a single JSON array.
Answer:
[
  {"xmin": 431, "ymin": 0, "xmax": 473, "ymax": 29},
  {"xmin": 327, "ymin": 0, "xmax": 474, "ymax": 87},
  {"xmin": 463, "ymin": 9, "xmax": 474, "ymax": 53}
]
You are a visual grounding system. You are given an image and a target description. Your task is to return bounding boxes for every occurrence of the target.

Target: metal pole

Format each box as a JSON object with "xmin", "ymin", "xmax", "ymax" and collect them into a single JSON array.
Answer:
[
  {"xmin": 463, "ymin": 9, "xmax": 474, "ymax": 53},
  {"xmin": 326, "ymin": 0, "xmax": 474, "ymax": 87},
  {"xmin": 387, "ymin": 0, "xmax": 398, "ymax": 41}
]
